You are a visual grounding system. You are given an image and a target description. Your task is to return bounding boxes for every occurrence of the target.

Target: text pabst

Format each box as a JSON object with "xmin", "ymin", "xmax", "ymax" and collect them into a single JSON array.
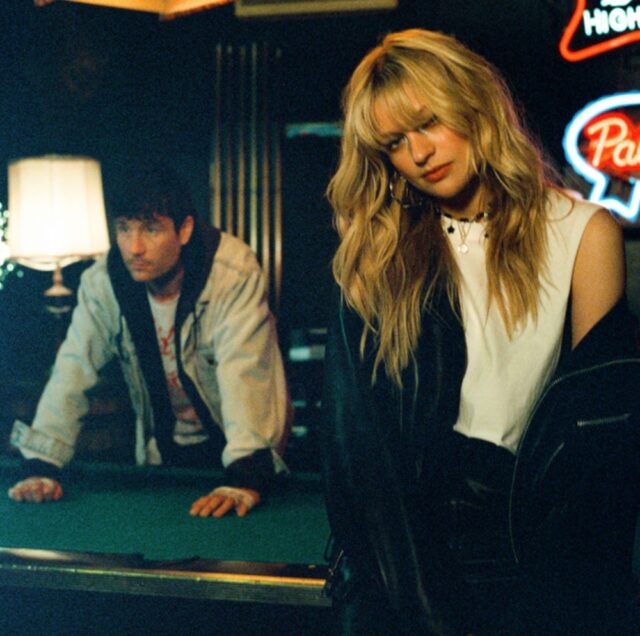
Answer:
[{"xmin": 586, "ymin": 114, "xmax": 640, "ymax": 172}]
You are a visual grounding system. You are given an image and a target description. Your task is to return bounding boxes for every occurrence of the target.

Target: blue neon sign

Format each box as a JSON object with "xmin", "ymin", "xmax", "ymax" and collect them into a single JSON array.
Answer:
[{"xmin": 563, "ymin": 91, "xmax": 640, "ymax": 221}]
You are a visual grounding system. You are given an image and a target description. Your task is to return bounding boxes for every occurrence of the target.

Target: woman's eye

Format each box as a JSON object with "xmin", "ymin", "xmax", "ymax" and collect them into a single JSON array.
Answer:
[
  {"xmin": 419, "ymin": 115, "xmax": 438, "ymax": 131},
  {"xmin": 386, "ymin": 136, "xmax": 404, "ymax": 152}
]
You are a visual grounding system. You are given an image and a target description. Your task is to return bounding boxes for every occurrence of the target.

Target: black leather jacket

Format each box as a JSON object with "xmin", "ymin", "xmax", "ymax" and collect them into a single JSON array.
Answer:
[
  {"xmin": 322, "ymin": 287, "xmax": 640, "ymax": 629},
  {"xmin": 321, "ymin": 283, "xmax": 469, "ymax": 631},
  {"xmin": 511, "ymin": 298, "xmax": 640, "ymax": 578}
]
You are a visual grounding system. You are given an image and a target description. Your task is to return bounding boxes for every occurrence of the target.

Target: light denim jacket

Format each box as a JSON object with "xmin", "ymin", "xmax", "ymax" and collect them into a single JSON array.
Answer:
[{"xmin": 11, "ymin": 230, "xmax": 290, "ymax": 476}]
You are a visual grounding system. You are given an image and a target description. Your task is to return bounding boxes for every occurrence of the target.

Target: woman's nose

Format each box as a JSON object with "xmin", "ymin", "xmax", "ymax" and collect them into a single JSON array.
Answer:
[{"xmin": 406, "ymin": 131, "xmax": 434, "ymax": 165}]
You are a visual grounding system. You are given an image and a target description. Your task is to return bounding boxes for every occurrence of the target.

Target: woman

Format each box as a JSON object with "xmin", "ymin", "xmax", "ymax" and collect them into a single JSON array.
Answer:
[{"xmin": 322, "ymin": 29, "xmax": 639, "ymax": 634}]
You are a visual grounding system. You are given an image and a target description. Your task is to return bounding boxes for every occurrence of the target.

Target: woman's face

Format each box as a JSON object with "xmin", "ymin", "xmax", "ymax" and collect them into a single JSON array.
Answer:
[{"xmin": 374, "ymin": 92, "xmax": 485, "ymax": 218}]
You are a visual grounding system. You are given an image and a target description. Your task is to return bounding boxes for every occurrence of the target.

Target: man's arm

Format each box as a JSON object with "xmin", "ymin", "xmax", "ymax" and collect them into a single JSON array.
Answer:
[
  {"xmin": 8, "ymin": 261, "xmax": 119, "ymax": 500},
  {"xmin": 188, "ymin": 237, "xmax": 291, "ymax": 517}
]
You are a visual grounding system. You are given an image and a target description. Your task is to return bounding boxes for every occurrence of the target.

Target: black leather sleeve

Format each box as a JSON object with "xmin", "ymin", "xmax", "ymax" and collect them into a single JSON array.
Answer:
[
  {"xmin": 321, "ymin": 285, "xmax": 471, "ymax": 633},
  {"xmin": 511, "ymin": 299, "xmax": 640, "ymax": 576}
]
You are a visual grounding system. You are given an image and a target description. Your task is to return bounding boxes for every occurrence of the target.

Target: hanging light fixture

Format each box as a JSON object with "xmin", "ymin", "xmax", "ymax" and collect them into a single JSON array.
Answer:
[{"xmin": 34, "ymin": 0, "xmax": 234, "ymax": 20}]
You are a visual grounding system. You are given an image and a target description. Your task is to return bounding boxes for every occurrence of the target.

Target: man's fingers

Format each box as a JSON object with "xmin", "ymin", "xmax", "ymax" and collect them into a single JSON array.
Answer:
[
  {"xmin": 25, "ymin": 483, "xmax": 45, "ymax": 502},
  {"xmin": 8, "ymin": 478, "xmax": 63, "ymax": 503},
  {"xmin": 25, "ymin": 485, "xmax": 44, "ymax": 503},
  {"xmin": 189, "ymin": 495, "xmax": 216, "ymax": 515},
  {"xmin": 212, "ymin": 497, "xmax": 236, "ymax": 518},
  {"xmin": 189, "ymin": 495, "xmax": 242, "ymax": 518},
  {"xmin": 189, "ymin": 488, "xmax": 260, "ymax": 518},
  {"xmin": 49, "ymin": 482, "xmax": 63, "ymax": 501},
  {"xmin": 189, "ymin": 496, "xmax": 205, "ymax": 514},
  {"xmin": 37, "ymin": 479, "xmax": 61, "ymax": 500},
  {"xmin": 190, "ymin": 494, "xmax": 230, "ymax": 517}
]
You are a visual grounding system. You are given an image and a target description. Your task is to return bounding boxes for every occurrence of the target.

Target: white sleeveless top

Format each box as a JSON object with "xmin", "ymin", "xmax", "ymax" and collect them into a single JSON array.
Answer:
[{"xmin": 445, "ymin": 190, "xmax": 600, "ymax": 453}]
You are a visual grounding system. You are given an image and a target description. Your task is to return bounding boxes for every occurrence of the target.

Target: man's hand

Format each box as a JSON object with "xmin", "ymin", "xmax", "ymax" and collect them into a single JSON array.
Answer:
[
  {"xmin": 189, "ymin": 486, "xmax": 261, "ymax": 518},
  {"xmin": 8, "ymin": 477, "xmax": 63, "ymax": 503}
]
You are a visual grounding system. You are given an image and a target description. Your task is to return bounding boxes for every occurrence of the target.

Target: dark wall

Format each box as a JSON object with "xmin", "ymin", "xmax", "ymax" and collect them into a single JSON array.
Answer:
[
  {"xmin": 0, "ymin": 1, "xmax": 624, "ymax": 201},
  {"xmin": 0, "ymin": 0, "xmax": 630, "ymax": 391}
]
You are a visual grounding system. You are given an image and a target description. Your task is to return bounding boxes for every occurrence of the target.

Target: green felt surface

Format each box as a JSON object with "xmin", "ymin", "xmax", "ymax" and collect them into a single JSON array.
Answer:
[{"xmin": 0, "ymin": 460, "xmax": 330, "ymax": 564}]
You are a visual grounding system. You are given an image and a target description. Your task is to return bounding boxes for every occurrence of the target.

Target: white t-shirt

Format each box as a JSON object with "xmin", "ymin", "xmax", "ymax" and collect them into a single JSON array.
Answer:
[
  {"xmin": 445, "ymin": 190, "xmax": 600, "ymax": 453},
  {"xmin": 147, "ymin": 291, "xmax": 208, "ymax": 447}
]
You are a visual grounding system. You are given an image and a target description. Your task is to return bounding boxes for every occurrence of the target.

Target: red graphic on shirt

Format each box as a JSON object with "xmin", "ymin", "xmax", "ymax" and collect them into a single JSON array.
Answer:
[
  {"xmin": 155, "ymin": 323, "xmax": 201, "ymax": 429},
  {"xmin": 157, "ymin": 325, "xmax": 176, "ymax": 359}
]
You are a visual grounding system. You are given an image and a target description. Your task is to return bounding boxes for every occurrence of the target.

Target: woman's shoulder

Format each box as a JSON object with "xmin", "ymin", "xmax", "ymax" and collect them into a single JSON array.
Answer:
[
  {"xmin": 545, "ymin": 188, "xmax": 622, "ymax": 239},
  {"xmin": 545, "ymin": 187, "xmax": 602, "ymax": 223},
  {"xmin": 577, "ymin": 205, "xmax": 624, "ymax": 260},
  {"xmin": 543, "ymin": 188, "xmax": 610, "ymax": 250},
  {"xmin": 570, "ymin": 203, "xmax": 625, "ymax": 347}
]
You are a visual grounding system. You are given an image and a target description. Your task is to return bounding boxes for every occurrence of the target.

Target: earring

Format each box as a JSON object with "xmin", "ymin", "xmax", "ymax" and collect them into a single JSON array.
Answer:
[{"xmin": 388, "ymin": 174, "xmax": 420, "ymax": 209}]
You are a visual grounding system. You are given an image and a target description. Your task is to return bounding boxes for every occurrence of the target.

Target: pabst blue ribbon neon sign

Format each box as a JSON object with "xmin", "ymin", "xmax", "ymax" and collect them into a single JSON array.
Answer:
[
  {"xmin": 563, "ymin": 92, "xmax": 640, "ymax": 221},
  {"xmin": 560, "ymin": 0, "xmax": 640, "ymax": 62}
]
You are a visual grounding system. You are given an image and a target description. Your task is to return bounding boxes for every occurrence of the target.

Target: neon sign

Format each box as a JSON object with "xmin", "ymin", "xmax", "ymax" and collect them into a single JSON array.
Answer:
[
  {"xmin": 563, "ymin": 92, "xmax": 640, "ymax": 221},
  {"xmin": 559, "ymin": 0, "xmax": 640, "ymax": 62}
]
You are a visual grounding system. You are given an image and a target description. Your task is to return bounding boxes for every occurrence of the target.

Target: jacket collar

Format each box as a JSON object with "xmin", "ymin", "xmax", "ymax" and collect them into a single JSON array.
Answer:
[{"xmin": 105, "ymin": 220, "xmax": 221, "ymax": 465}]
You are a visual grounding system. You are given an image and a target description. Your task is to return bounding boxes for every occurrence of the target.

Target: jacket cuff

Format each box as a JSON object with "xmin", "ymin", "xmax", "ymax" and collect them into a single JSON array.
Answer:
[
  {"xmin": 10, "ymin": 420, "xmax": 74, "ymax": 466},
  {"xmin": 21, "ymin": 458, "xmax": 63, "ymax": 481},
  {"xmin": 224, "ymin": 448, "xmax": 277, "ymax": 493}
]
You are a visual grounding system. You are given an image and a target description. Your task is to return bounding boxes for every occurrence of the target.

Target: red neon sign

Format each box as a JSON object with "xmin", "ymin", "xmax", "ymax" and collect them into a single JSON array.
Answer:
[
  {"xmin": 560, "ymin": 0, "xmax": 640, "ymax": 62},
  {"xmin": 564, "ymin": 92, "xmax": 640, "ymax": 220},
  {"xmin": 583, "ymin": 112, "xmax": 640, "ymax": 178}
]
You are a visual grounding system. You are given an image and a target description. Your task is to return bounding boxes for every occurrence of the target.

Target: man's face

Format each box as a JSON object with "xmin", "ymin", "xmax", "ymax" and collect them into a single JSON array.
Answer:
[{"xmin": 115, "ymin": 213, "xmax": 193, "ymax": 285}]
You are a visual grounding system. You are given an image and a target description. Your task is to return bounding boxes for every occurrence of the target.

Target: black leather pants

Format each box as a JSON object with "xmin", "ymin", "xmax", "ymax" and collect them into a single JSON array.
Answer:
[{"xmin": 332, "ymin": 434, "xmax": 640, "ymax": 635}]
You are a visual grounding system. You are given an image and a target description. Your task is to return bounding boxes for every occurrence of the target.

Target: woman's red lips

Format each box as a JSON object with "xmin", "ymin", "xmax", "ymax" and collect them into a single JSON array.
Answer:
[{"xmin": 422, "ymin": 163, "xmax": 452, "ymax": 182}]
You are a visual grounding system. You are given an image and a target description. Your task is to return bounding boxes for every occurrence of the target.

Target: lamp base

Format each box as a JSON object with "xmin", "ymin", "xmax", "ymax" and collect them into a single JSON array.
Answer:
[
  {"xmin": 44, "ymin": 264, "xmax": 72, "ymax": 315},
  {"xmin": 44, "ymin": 264, "xmax": 72, "ymax": 298}
]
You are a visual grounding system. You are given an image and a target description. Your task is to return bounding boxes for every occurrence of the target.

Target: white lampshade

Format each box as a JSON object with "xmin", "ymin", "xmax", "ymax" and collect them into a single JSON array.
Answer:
[{"xmin": 7, "ymin": 155, "xmax": 110, "ymax": 272}]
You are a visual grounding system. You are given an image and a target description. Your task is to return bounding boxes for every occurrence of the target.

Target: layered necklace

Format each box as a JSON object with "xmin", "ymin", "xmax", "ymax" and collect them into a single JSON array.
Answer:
[{"xmin": 439, "ymin": 209, "xmax": 490, "ymax": 254}]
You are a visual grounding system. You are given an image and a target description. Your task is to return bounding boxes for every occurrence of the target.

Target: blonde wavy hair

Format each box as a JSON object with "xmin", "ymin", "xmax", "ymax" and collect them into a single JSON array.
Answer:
[{"xmin": 327, "ymin": 28, "xmax": 555, "ymax": 385}]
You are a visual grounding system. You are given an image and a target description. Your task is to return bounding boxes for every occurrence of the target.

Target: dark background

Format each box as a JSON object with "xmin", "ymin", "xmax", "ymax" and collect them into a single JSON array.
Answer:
[{"xmin": 0, "ymin": 0, "xmax": 636, "ymax": 463}]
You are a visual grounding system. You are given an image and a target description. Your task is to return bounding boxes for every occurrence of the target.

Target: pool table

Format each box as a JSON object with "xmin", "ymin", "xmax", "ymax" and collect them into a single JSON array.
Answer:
[{"xmin": 0, "ymin": 458, "xmax": 332, "ymax": 634}]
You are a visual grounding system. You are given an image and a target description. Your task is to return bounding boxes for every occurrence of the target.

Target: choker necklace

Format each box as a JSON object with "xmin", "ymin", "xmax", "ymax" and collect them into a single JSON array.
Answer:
[{"xmin": 439, "ymin": 209, "xmax": 489, "ymax": 254}]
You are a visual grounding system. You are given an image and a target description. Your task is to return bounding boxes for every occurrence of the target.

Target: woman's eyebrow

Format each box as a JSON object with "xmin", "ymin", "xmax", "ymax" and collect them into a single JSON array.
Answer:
[
  {"xmin": 377, "ymin": 129, "xmax": 402, "ymax": 141},
  {"xmin": 379, "ymin": 106, "xmax": 433, "ymax": 132}
]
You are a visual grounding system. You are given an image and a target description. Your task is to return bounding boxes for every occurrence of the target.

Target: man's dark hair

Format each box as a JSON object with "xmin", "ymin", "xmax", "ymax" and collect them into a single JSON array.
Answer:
[{"xmin": 107, "ymin": 162, "xmax": 196, "ymax": 229}]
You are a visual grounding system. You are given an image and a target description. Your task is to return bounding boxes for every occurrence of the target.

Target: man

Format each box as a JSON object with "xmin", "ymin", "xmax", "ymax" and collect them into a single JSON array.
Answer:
[{"xmin": 8, "ymin": 164, "xmax": 290, "ymax": 517}]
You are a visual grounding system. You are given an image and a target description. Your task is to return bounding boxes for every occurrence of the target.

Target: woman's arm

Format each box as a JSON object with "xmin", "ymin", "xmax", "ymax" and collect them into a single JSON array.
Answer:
[{"xmin": 571, "ymin": 208, "xmax": 626, "ymax": 348}]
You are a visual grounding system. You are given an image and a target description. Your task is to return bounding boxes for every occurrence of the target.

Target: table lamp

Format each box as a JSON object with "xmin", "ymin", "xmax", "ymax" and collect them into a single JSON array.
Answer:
[{"xmin": 6, "ymin": 155, "xmax": 110, "ymax": 309}]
